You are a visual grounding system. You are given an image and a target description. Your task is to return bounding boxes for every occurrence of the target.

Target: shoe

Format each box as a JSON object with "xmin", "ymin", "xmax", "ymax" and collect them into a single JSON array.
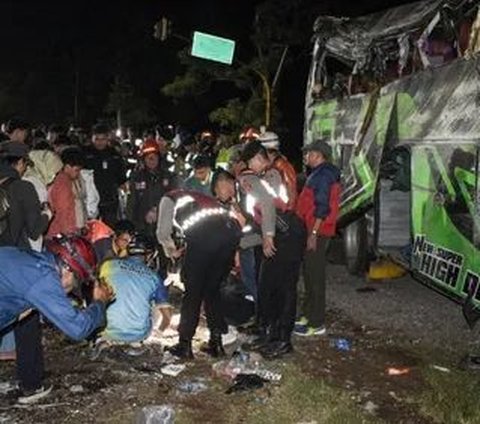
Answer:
[
  {"xmin": 260, "ymin": 341, "xmax": 294, "ymax": 359},
  {"xmin": 295, "ymin": 317, "xmax": 308, "ymax": 326},
  {"xmin": 294, "ymin": 325, "xmax": 326, "ymax": 336},
  {"xmin": 200, "ymin": 333, "xmax": 225, "ymax": 358},
  {"xmin": 165, "ymin": 340, "xmax": 194, "ymax": 360},
  {"xmin": 17, "ymin": 385, "xmax": 52, "ymax": 405},
  {"xmin": 294, "ymin": 323, "xmax": 307, "ymax": 333}
]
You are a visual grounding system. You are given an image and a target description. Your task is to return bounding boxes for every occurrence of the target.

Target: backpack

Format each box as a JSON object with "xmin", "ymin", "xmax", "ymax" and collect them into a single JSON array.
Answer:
[{"xmin": 0, "ymin": 177, "xmax": 12, "ymax": 237}]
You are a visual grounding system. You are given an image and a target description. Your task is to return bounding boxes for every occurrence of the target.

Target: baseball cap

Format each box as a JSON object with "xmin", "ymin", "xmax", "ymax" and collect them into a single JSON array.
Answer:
[
  {"xmin": 302, "ymin": 139, "xmax": 332, "ymax": 159},
  {"xmin": 0, "ymin": 141, "xmax": 29, "ymax": 158}
]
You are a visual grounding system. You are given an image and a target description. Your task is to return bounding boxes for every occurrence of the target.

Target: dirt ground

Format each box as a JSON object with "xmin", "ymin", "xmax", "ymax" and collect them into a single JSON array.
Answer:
[{"xmin": 1, "ymin": 265, "xmax": 479, "ymax": 423}]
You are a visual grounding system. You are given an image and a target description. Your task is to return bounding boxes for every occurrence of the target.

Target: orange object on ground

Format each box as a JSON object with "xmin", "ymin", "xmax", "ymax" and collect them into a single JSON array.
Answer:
[
  {"xmin": 85, "ymin": 219, "xmax": 114, "ymax": 243},
  {"xmin": 387, "ymin": 367, "xmax": 411, "ymax": 376}
]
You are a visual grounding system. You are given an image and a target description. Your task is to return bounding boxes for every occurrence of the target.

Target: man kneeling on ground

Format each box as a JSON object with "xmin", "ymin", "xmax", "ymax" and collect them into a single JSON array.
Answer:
[{"xmin": 98, "ymin": 237, "xmax": 172, "ymax": 344}]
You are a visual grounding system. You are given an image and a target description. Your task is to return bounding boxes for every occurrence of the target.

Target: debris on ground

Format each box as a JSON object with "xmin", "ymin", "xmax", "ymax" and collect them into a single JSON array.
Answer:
[
  {"xmin": 431, "ymin": 365, "xmax": 450, "ymax": 373},
  {"xmin": 161, "ymin": 364, "xmax": 186, "ymax": 377},
  {"xmin": 386, "ymin": 367, "xmax": 411, "ymax": 376},
  {"xmin": 225, "ymin": 374, "xmax": 267, "ymax": 394},
  {"xmin": 177, "ymin": 379, "xmax": 208, "ymax": 394},
  {"xmin": 362, "ymin": 400, "xmax": 379, "ymax": 415},
  {"xmin": 69, "ymin": 385, "xmax": 84, "ymax": 394},
  {"xmin": 134, "ymin": 405, "xmax": 175, "ymax": 424},
  {"xmin": 330, "ymin": 338, "xmax": 351, "ymax": 352}
]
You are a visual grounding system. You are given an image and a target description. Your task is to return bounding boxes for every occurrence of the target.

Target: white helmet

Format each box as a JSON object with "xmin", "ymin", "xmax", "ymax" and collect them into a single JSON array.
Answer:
[{"xmin": 258, "ymin": 126, "xmax": 279, "ymax": 149}]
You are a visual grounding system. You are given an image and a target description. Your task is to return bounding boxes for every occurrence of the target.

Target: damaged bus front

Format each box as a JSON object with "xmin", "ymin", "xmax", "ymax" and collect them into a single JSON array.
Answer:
[{"xmin": 305, "ymin": 0, "xmax": 480, "ymax": 306}]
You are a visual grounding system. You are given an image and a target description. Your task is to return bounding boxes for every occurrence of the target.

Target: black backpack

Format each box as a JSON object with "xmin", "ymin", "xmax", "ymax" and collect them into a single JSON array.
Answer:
[{"xmin": 0, "ymin": 177, "xmax": 12, "ymax": 237}]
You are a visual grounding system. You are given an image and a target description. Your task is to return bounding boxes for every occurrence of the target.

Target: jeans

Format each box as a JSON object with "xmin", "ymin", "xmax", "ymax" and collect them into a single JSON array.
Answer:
[{"xmin": 239, "ymin": 248, "xmax": 257, "ymax": 301}]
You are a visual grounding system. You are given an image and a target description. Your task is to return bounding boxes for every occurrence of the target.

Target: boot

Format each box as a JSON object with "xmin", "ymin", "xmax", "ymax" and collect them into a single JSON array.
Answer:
[
  {"xmin": 260, "ymin": 328, "xmax": 293, "ymax": 359},
  {"xmin": 165, "ymin": 339, "xmax": 194, "ymax": 360},
  {"xmin": 244, "ymin": 326, "xmax": 268, "ymax": 351},
  {"xmin": 200, "ymin": 332, "xmax": 225, "ymax": 358}
]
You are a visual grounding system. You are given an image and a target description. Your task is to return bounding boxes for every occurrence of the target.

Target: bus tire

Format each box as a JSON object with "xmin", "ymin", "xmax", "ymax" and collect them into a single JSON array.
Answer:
[{"xmin": 343, "ymin": 216, "xmax": 369, "ymax": 275}]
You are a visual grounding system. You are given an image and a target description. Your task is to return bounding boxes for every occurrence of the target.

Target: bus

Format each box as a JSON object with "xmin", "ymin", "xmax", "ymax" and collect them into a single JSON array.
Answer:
[{"xmin": 304, "ymin": 0, "xmax": 480, "ymax": 308}]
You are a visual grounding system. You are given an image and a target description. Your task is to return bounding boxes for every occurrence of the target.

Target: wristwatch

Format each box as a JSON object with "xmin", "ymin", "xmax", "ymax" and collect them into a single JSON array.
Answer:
[{"xmin": 311, "ymin": 229, "xmax": 318, "ymax": 236}]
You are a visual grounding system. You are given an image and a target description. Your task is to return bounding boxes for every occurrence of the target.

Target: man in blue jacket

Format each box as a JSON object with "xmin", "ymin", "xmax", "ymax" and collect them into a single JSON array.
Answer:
[{"xmin": 0, "ymin": 236, "xmax": 113, "ymax": 404}]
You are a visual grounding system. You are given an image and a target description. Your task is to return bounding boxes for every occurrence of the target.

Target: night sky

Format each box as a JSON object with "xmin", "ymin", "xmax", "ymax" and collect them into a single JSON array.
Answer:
[{"xmin": 0, "ymin": 0, "xmax": 411, "ymax": 141}]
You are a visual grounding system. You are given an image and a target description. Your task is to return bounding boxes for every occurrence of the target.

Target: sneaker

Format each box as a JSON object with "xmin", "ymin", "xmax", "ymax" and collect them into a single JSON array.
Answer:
[
  {"xmin": 295, "ymin": 317, "xmax": 308, "ymax": 326},
  {"xmin": 294, "ymin": 325, "xmax": 326, "ymax": 337},
  {"xmin": 17, "ymin": 385, "xmax": 52, "ymax": 405}
]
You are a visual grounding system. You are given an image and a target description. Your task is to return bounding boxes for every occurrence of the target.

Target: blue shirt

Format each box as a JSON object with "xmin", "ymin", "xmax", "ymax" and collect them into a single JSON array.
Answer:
[
  {"xmin": 99, "ymin": 257, "xmax": 168, "ymax": 343},
  {"xmin": 0, "ymin": 247, "xmax": 105, "ymax": 341}
]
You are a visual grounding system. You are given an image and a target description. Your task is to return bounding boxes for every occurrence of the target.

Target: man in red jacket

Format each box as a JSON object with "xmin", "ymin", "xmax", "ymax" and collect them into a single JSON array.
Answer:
[{"xmin": 295, "ymin": 140, "xmax": 340, "ymax": 336}]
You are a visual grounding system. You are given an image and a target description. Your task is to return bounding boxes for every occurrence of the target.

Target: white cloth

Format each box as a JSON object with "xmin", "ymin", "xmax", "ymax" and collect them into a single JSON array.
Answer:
[{"xmin": 80, "ymin": 169, "xmax": 100, "ymax": 219}]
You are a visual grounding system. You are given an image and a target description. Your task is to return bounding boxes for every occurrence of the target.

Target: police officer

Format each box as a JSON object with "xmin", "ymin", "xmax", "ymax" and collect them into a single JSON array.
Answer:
[
  {"xmin": 127, "ymin": 138, "xmax": 180, "ymax": 241},
  {"xmin": 239, "ymin": 140, "xmax": 306, "ymax": 359},
  {"xmin": 156, "ymin": 179, "xmax": 242, "ymax": 359}
]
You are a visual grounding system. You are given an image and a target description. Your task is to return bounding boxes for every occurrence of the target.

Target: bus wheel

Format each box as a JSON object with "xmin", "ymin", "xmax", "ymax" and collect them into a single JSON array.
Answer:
[{"xmin": 343, "ymin": 216, "xmax": 369, "ymax": 275}]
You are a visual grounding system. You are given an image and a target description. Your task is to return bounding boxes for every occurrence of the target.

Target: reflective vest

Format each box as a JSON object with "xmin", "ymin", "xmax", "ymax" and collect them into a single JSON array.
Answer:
[{"xmin": 166, "ymin": 189, "xmax": 235, "ymax": 236}]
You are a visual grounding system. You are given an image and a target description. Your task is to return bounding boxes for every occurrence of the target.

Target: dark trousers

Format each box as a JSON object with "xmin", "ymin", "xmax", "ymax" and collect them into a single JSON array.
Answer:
[
  {"xmin": 99, "ymin": 201, "xmax": 119, "ymax": 228},
  {"xmin": 302, "ymin": 237, "xmax": 328, "ymax": 327},
  {"xmin": 258, "ymin": 215, "xmax": 306, "ymax": 337},
  {"xmin": 178, "ymin": 227, "xmax": 238, "ymax": 341},
  {"xmin": 14, "ymin": 312, "xmax": 44, "ymax": 391}
]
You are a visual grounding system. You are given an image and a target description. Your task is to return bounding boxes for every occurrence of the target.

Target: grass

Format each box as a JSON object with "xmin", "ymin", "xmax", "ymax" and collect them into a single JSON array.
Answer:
[
  {"xmin": 177, "ymin": 363, "xmax": 381, "ymax": 424},
  {"xmin": 419, "ymin": 366, "xmax": 480, "ymax": 424}
]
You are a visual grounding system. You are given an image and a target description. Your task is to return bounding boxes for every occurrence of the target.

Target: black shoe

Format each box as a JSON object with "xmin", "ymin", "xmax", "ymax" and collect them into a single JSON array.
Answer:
[
  {"xmin": 260, "ymin": 341, "xmax": 294, "ymax": 359},
  {"xmin": 200, "ymin": 333, "xmax": 225, "ymax": 358},
  {"xmin": 166, "ymin": 340, "xmax": 193, "ymax": 360}
]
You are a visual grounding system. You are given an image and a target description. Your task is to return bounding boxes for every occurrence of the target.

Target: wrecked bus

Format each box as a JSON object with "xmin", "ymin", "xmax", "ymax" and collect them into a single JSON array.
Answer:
[{"xmin": 304, "ymin": 0, "xmax": 480, "ymax": 306}]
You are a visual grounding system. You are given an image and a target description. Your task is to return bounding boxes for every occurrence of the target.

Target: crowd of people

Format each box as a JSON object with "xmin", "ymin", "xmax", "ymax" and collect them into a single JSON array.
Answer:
[{"xmin": 0, "ymin": 117, "xmax": 340, "ymax": 405}]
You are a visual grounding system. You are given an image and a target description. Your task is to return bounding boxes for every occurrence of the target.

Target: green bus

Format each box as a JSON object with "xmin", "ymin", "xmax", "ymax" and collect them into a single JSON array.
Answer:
[{"xmin": 305, "ymin": 0, "xmax": 480, "ymax": 306}]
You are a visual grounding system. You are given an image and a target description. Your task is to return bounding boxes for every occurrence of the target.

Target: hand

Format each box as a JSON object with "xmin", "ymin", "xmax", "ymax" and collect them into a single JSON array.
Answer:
[
  {"xmin": 263, "ymin": 235, "xmax": 276, "ymax": 258},
  {"xmin": 93, "ymin": 279, "xmax": 115, "ymax": 304},
  {"xmin": 307, "ymin": 233, "xmax": 318, "ymax": 252},
  {"xmin": 166, "ymin": 246, "xmax": 185, "ymax": 259}
]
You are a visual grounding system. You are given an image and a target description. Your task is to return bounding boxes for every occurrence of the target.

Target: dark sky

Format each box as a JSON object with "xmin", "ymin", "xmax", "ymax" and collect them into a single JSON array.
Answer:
[{"xmin": 0, "ymin": 0, "xmax": 411, "ymax": 135}]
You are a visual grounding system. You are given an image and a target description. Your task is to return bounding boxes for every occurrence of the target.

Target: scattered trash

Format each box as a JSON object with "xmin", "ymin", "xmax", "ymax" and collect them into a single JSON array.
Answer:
[
  {"xmin": 134, "ymin": 405, "xmax": 175, "ymax": 424},
  {"xmin": 69, "ymin": 384, "xmax": 84, "ymax": 394},
  {"xmin": 126, "ymin": 347, "xmax": 147, "ymax": 357},
  {"xmin": 212, "ymin": 349, "xmax": 281, "ymax": 382},
  {"xmin": 161, "ymin": 364, "xmax": 186, "ymax": 377},
  {"xmin": 431, "ymin": 364, "xmax": 451, "ymax": 373},
  {"xmin": 387, "ymin": 367, "xmax": 411, "ymax": 376},
  {"xmin": 0, "ymin": 381, "xmax": 17, "ymax": 395},
  {"xmin": 177, "ymin": 380, "xmax": 207, "ymax": 394},
  {"xmin": 363, "ymin": 400, "xmax": 379, "ymax": 415},
  {"xmin": 161, "ymin": 351, "xmax": 177, "ymax": 365},
  {"xmin": 389, "ymin": 391, "xmax": 402, "ymax": 401},
  {"xmin": 330, "ymin": 338, "xmax": 351, "ymax": 352},
  {"xmin": 225, "ymin": 374, "xmax": 267, "ymax": 394}
]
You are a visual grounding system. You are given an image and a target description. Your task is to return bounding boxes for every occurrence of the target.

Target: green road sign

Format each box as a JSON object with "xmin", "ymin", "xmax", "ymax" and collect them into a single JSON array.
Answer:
[{"xmin": 191, "ymin": 31, "xmax": 235, "ymax": 65}]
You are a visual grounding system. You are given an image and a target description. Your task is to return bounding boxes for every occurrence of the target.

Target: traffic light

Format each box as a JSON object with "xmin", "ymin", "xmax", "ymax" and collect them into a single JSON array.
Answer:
[{"xmin": 153, "ymin": 17, "xmax": 171, "ymax": 41}]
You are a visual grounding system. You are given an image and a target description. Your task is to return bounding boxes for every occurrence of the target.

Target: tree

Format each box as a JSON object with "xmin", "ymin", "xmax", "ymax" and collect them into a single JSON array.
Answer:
[
  {"xmin": 161, "ymin": 0, "xmax": 319, "ymax": 133},
  {"xmin": 105, "ymin": 75, "xmax": 153, "ymax": 128}
]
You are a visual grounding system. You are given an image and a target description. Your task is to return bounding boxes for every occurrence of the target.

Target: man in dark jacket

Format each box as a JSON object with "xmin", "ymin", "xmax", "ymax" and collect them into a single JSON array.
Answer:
[
  {"xmin": 84, "ymin": 124, "xmax": 126, "ymax": 227},
  {"xmin": 127, "ymin": 138, "xmax": 179, "ymax": 240},
  {"xmin": 295, "ymin": 139, "xmax": 341, "ymax": 336},
  {"xmin": 0, "ymin": 142, "xmax": 54, "ymax": 405},
  {"xmin": 0, "ymin": 141, "xmax": 51, "ymax": 249}
]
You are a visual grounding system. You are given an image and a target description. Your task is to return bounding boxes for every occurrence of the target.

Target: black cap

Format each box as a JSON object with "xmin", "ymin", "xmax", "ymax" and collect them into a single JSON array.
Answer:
[
  {"xmin": 240, "ymin": 140, "xmax": 266, "ymax": 163},
  {"xmin": 302, "ymin": 139, "xmax": 332, "ymax": 159},
  {"xmin": 0, "ymin": 141, "xmax": 29, "ymax": 158}
]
